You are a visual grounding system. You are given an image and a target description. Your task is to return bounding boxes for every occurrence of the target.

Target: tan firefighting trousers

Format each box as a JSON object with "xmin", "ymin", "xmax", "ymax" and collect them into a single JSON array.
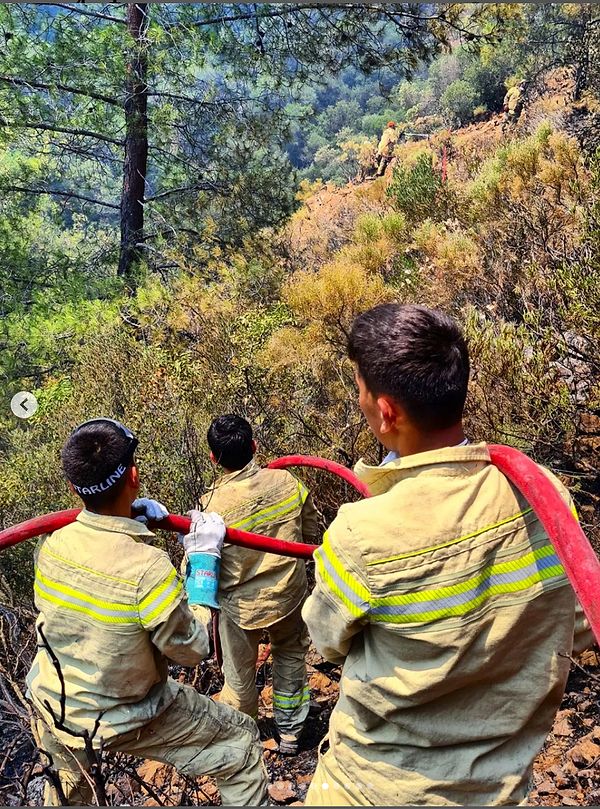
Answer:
[
  {"xmin": 305, "ymin": 748, "xmax": 533, "ymax": 806},
  {"xmin": 218, "ymin": 604, "xmax": 310, "ymax": 738},
  {"xmin": 34, "ymin": 684, "xmax": 268, "ymax": 806}
]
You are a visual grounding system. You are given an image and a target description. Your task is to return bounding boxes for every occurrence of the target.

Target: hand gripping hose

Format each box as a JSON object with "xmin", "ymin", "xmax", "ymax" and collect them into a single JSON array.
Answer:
[
  {"xmin": 0, "ymin": 456, "xmax": 368, "ymax": 558},
  {"xmin": 0, "ymin": 449, "xmax": 599, "ymax": 643}
]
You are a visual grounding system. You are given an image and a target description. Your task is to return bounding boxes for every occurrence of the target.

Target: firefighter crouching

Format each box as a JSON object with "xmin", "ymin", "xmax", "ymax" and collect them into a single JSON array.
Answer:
[
  {"xmin": 27, "ymin": 419, "xmax": 268, "ymax": 806},
  {"xmin": 188, "ymin": 414, "xmax": 319, "ymax": 755}
]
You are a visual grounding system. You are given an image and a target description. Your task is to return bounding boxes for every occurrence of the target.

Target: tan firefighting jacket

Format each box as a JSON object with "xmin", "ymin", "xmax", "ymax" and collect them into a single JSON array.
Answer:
[
  {"xmin": 504, "ymin": 85, "xmax": 522, "ymax": 112},
  {"xmin": 376, "ymin": 127, "xmax": 399, "ymax": 157},
  {"xmin": 198, "ymin": 460, "xmax": 319, "ymax": 630},
  {"xmin": 303, "ymin": 443, "xmax": 592, "ymax": 806},
  {"xmin": 26, "ymin": 510, "xmax": 211, "ymax": 748}
]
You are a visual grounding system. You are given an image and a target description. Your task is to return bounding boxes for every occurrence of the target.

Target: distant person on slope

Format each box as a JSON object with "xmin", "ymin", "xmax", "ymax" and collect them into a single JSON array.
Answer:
[
  {"xmin": 27, "ymin": 418, "xmax": 267, "ymax": 806},
  {"xmin": 189, "ymin": 414, "xmax": 319, "ymax": 755},
  {"xmin": 503, "ymin": 79, "xmax": 527, "ymax": 128},
  {"xmin": 302, "ymin": 303, "xmax": 592, "ymax": 806},
  {"xmin": 375, "ymin": 120, "xmax": 401, "ymax": 176}
]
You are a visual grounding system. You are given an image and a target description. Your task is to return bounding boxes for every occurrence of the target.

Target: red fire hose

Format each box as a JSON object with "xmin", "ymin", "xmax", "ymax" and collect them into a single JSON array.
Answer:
[
  {"xmin": 487, "ymin": 445, "xmax": 600, "ymax": 642},
  {"xmin": 0, "ymin": 455, "xmax": 369, "ymax": 557},
  {"xmin": 0, "ymin": 449, "xmax": 599, "ymax": 643},
  {"xmin": 267, "ymin": 454, "xmax": 371, "ymax": 499}
]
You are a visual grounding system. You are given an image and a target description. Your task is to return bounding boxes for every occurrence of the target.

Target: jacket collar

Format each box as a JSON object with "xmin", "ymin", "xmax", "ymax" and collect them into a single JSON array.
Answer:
[
  {"xmin": 76, "ymin": 509, "xmax": 155, "ymax": 541},
  {"xmin": 213, "ymin": 459, "xmax": 260, "ymax": 490},
  {"xmin": 354, "ymin": 442, "xmax": 491, "ymax": 496}
]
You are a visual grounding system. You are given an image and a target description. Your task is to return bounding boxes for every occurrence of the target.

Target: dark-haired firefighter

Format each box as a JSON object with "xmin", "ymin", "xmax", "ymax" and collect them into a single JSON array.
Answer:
[
  {"xmin": 194, "ymin": 415, "xmax": 319, "ymax": 755},
  {"xmin": 27, "ymin": 419, "xmax": 268, "ymax": 806},
  {"xmin": 303, "ymin": 304, "xmax": 592, "ymax": 806}
]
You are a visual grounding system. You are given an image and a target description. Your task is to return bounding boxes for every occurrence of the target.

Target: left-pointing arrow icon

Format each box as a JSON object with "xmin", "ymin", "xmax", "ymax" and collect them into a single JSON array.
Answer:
[{"xmin": 10, "ymin": 391, "xmax": 38, "ymax": 420}]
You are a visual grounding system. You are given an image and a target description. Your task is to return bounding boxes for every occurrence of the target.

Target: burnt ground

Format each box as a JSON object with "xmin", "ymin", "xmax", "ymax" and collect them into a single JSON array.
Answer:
[
  {"xmin": 1, "ymin": 637, "xmax": 599, "ymax": 805},
  {"xmin": 97, "ymin": 646, "xmax": 600, "ymax": 807}
]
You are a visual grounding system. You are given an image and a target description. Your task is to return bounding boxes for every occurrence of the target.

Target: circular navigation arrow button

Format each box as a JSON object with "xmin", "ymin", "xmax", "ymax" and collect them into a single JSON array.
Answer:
[{"xmin": 10, "ymin": 391, "xmax": 39, "ymax": 420}]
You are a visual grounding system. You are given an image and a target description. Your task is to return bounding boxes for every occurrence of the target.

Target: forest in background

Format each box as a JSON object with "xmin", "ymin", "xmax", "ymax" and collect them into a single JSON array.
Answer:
[{"xmin": 2, "ymin": 3, "xmax": 600, "ymax": 582}]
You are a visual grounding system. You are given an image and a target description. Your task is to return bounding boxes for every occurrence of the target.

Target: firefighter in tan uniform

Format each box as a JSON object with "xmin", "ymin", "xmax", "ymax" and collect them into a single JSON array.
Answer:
[
  {"xmin": 375, "ymin": 121, "xmax": 400, "ymax": 176},
  {"xmin": 503, "ymin": 80, "xmax": 527, "ymax": 127},
  {"xmin": 27, "ymin": 418, "xmax": 267, "ymax": 806},
  {"xmin": 303, "ymin": 304, "xmax": 593, "ymax": 806},
  {"xmin": 195, "ymin": 414, "xmax": 319, "ymax": 755}
]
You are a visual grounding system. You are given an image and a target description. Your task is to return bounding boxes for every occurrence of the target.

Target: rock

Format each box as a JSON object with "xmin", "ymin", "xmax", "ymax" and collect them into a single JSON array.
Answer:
[
  {"xmin": 567, "ymin": 734, "xmax": 600, "ymax": 768},
  {"xmin": 261, "ymin": 684, "xmax": 273, "ymax": 702},
  {"xmin": 200, "ymin": 781, "xmax": 219, "ymax": 800},
  {"xmin": 137, "ymin": 760, "xmax": 166, "ymax": 783},
  {"xmin": 268, "ymin": 779, "xmax": 297, "ymax": 803},
  {"xmin": 262, "ymin": 738, "xmax": 279, "ymax": 751},
  {"xmin": 579, "ymin": 649, "xmax": 599, "ymax": 666},
  {"xmin": 553, "ymin": 709, "xmax": 575, "ymax": 737},
  {"xmin": 549, "ymin": 765, "xmax": 572, "ymax": 787},
  {"xmin": 309, "ymin": 672, "xmax": 331, "ymax": 691},
  {"xmin": 535, "ymin": 779, "xmax": 557, "ymax": 795}
]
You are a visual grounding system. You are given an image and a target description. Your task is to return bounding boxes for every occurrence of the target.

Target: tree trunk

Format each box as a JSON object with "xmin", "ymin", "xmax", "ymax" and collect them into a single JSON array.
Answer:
[{"xmin": 118, "ymin": 3, "xmax": 149, "ymax": 280}]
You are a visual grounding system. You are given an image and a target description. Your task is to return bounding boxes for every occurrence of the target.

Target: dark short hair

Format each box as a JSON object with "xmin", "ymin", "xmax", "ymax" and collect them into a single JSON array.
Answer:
[
  {"xmin": 207, "ymin": 414, "xmax": 254, "ymax": 471},
  {"xmin": 61, "ymin": 421, "xmax": 135, "ymax": 509},
  {"xmin": 347, "ymin": 303, "xmax": 469, "ymax": 431}
]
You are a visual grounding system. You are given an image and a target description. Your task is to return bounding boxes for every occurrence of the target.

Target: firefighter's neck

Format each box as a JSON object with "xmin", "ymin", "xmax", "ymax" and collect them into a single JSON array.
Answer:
[
  {"xmin": 87, "ymin": 492, "xmax": 137, "ymax": 519},
  {"xmin": 388, "ymin": 422, "xmax": 466, "ymax": 458}
]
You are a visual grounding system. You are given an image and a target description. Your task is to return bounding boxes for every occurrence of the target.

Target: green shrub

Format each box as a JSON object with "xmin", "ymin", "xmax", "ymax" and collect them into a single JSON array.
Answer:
[{"xmin": 386, "ymin": 152, "xmax": 444, "ymax": 223}]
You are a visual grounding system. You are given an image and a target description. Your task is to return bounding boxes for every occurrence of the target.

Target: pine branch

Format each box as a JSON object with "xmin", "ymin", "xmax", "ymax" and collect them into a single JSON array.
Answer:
[
  {"xmin": 41, "ymin": 3, "xmax": 126, "ymax": 25},
  {"xmin": 0, "ymin": 75, "xmax": 120, "ymax": 107},
  {"xmin": 144, "ymin": 181, "xmax": 223, "ymax": 202},
  {"xmin": 5, "ymin": 121, "xmax": 123, "ymax": 146},
  {"xmin": 7, "ymin": 186, "xmax": 120, "ymax": 210},
  {"xmin": 164, "ymin": 4, "xmax": 317, "ymax": 30}
]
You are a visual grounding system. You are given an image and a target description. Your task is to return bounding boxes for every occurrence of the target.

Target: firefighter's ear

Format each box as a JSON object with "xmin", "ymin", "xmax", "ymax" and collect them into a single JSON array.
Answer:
[
  {"xmin": 67, "ymin": 481, "xmax": 77, "ymax": 497},
  {"xmin": 377, "ymin": 395, "xmax": 406, "ymax": 435},
  {"xmin": 128, "ymin": 464, "xmax": 140, "ymax": 491},
  {"xmin": 209, "ymin": 451, "xmax": 217, "ymax": 465},
  {"xmin": 251, "ymin": 439, "xmax": 257, "ymax": 455}
]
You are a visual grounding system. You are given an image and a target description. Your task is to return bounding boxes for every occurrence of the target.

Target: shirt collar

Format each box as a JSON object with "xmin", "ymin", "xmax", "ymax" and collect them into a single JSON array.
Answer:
[
  {"xmin": 355, "ymin": 442, "xmax": 490, "ymax": 496},
  {"xmin": 76, "ymin": 509, "xmax": 155, "ymax": 540},
  {"xmin": 213, "ymin": 458, "xmax": 260, "ymax": 489},
  {"xmin": 380, "ymin": 437, "xmax": 469, "ymax": 466}
]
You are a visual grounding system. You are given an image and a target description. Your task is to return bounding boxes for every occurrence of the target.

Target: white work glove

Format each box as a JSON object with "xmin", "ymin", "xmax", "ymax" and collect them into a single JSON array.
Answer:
[
  {"xmin": 132, "ymin": 498, "xmax": 169, "ymax": 523},
  {"xmin": 180, "ymin": 511, "xmax": 226, "ymax": 558}
]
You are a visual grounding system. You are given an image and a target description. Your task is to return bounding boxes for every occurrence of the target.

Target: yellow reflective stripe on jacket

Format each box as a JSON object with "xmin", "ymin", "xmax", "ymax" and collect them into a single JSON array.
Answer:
[
  {"xmin": 369, "ymin": 545, "xmax": 565, "ymax": 624},
  {"xmin": 314, "ymin": 533, "xmax": 369, "ymax": 618},
  {"xmin": 367, "ymin": 508, "xmax": 534, "ymax": 566},
  {"xmin": 230, "ymin": 486, "xmax": 306, "ymax": 533},
  {"xmin": 297, "ymin": 480, "xmax": 309, "ymax": 505},
  {"xmin": 139, "ymin": 568, "xmax": 183, "ymax": 625},
  {"xmin": 317, "ymin": 534, "xmax": 566, "ymax": 626},
  {"xmin": 34, "ymin": 568, "xmax": 139, "ymax": 624}
]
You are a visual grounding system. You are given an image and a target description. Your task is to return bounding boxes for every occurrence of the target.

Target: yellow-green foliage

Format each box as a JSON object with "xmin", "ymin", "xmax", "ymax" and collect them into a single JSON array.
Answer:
[
  {"xmin": 283, "ymin": 260, "xmax": 393, "ymax": 339},
  {"xmin": 411, "ymin": 220, "xmax": 481, "ymax": 305}
]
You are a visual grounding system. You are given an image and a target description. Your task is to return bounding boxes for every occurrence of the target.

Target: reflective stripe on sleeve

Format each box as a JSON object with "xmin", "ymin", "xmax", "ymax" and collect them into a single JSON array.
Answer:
[
  {"xmin": 139, "ymin": 568, "xmax": 183, "ymax": 626},
  {"xmin": 314, "ymin": 532, "xmax": 369, "ymax": 618},
  {"xmin": 230, "ymin": 488, "xmax": 306, "ymax": 533}
]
